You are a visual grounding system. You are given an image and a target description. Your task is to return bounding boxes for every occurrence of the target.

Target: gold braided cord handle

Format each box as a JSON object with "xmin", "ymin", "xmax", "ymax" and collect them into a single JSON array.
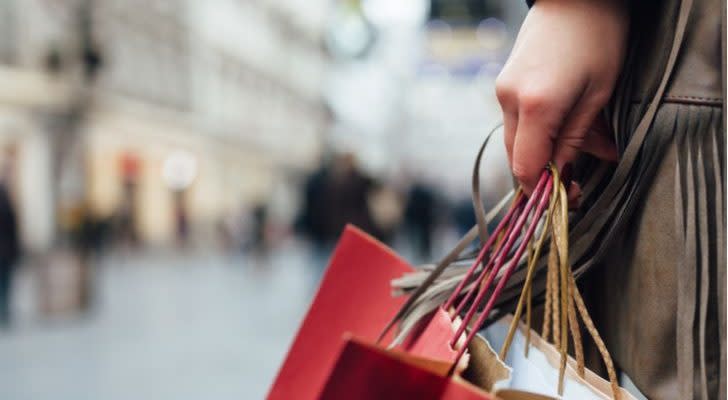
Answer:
[
  {"xmin": 567, "ymin": 283, "xmax": 585, "ymax": 377},
  {"xmin": 547, "ymin": 237, "xmax": 561, "ymax": 347},
  {"xmin": 525, "ymin": 271, "xmax": 533, "ymax": 357},
  {"xmin": 541, "ymin": 238, "xmax": 553, "ymax": 342},
  {"xmin": 554, "ymin": 174, "xmax": 620, "ymax": 399},
  {"xmin": 570, "ymin": 273, "xmax": 621, "ymax": 399},
  {"xmin": 499, "ymin": 171, "xmax": 558, "ymax": 359},
  {"xmin": 500, "ymin": 164, "xmax": 621, "ymax": 399},
  {"xmin": 554, "ymin": 171, "xmax": 568, "ymax": 394},
  {"xmin": 557, "ymin": 171, "xmax": 585, "ymax": 375}
]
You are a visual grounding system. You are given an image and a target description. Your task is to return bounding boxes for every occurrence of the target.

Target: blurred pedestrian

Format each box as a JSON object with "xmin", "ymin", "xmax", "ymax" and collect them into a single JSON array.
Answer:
[
  {"xmin": 297, "ymin": 152, "xmax": 383, "ymax": 285},
  {"xmin": 323, "ymin": 153, "xmax": 381, "ymax": 241},
  {"xmin": 403, "ymin": 181, "xmax": 437, "ymax": 260},
  {"xmin": 250, "ymin": 203, "xmax": 269, "ymax": 255},
  {"xmin": 173, "ymin": 191, "xmax": 189, "ymax": 247},
  {"xmin": 0, "ymin": 177, "xmax": 18, "ymax": 327},
  {"xmin": 296, "ymin": 163, "xmax": 328, "ymax": 250},
  {"xmin": 298, "ymin": 153, "xmax": 381, "ymax": 245}
]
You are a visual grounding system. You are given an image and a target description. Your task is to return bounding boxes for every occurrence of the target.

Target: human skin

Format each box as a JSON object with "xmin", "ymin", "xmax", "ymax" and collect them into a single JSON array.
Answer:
[{"xmin": 495, "ymin": 0, "xmax": 629, "ymax": 198}]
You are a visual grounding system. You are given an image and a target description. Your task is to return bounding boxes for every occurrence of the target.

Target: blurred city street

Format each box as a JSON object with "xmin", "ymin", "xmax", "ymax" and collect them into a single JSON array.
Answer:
[
  {"xmin": 0, "ymin": 242, "xmax": 316, "ymax": 400},
  {"xmin": 0, "ymin": 0, "xmax": 526, "ymax": 398}
]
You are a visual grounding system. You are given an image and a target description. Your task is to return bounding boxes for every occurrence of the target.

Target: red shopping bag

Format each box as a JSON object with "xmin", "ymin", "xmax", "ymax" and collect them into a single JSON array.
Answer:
[
  {"xmin": 267, "ymin": 226, "xmax": 470, "ymax": 399},
  {"xmin": 319, "ymin": 335, "xmax": 495, "ymax": 400}
]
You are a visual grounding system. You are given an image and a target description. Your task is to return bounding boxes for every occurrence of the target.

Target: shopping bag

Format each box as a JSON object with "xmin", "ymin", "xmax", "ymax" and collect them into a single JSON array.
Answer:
[
  {"xmin": 483, "ymin": 315, "xmax": 637, "ymax": 400},
  {"xmin": 267, "ymin": 225, "xmax": 414, "ymax": 399},
  {"xmin": 319, "ymin": 335, "xmax": 497, "ymax": 400},
  {"xmin": 320, "ymin": 332, "xmax": 562, "ymax": 400},
  {"xmin": 268, "ymin": 225, "xmax": 530, "ymax": 399}
]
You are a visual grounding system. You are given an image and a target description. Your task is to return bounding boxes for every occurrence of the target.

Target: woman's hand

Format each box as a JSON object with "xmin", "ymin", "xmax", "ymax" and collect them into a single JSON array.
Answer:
[{"xmin": 495, "ymin": 0, "xmax": 629, "ymax": 197}]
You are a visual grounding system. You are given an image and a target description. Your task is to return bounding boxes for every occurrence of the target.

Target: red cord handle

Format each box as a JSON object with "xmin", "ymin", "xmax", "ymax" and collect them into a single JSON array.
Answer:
[
  {"xmin": 448, "ymin": 169, "xmax": 554, "ymax": 372},
  {"xmin": 442, "ymin": 195, "xmax": 523, "ymax": 312}
]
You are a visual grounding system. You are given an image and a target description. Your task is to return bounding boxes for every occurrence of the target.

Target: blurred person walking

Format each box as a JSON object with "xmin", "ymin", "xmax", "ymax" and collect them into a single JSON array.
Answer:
[
  {"xmin": 297, "ymin": 163, "xmax": 331, "ymax": 257},
  {"xmin": 249, "ymin": 203, "xmax": 270, "ymax": 256},
  {"xmin": 323, "ymin": 153, "xmax": 381, "ymax": 241},
  {"xmin": 0, "ymin": 173, "xmax": 18, "ymax": 327},
  {"xmin": 403, "ymin": 181, "xmax": 437, "ymax": 261},
  {"xmin": 297, "ymin": 153, "xmax": 382, "ymax": 280}
]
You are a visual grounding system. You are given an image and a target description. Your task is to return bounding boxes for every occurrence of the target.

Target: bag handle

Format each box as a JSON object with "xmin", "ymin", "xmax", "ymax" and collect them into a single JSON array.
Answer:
[
  {"xmin": 447, "ymin": 169, "xmax": 553, "ymax": 373},
  {"xmin": 379, "ymin": 128, "xmax": 621, "ymax": 398},
  {"xmin": 448, "ymin": 164, "xmax": 620, "ymax": 398},
  {"xmin": 497, "ymin": 165, "xmax": 620, "ymax": 399},
  {"xmin": 442, "ymin": 191, "xmax": 523, "ymax": 313}
]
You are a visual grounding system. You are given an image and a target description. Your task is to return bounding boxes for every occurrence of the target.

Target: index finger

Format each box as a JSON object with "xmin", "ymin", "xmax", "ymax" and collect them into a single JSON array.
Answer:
[{"xmin": 511, "ymin": 100, "xmax": 560, "ymax": 195}]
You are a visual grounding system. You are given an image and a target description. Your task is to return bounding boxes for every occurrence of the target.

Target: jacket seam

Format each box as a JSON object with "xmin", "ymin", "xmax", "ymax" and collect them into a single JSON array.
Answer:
[{"xmin": 631, "ymin": 96, "xmax": 723, "ymax": 107}]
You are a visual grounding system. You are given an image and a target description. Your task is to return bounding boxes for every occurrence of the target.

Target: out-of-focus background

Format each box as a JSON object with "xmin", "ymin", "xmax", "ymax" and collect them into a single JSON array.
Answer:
[{"xmin": 0, "ymin": 0, "xmax": 525, "ymax": 398}]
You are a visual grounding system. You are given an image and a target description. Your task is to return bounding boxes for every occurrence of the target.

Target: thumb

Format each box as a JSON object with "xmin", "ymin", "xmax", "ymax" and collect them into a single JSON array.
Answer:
[
  {"xmin": 581, "ymin": 115, "xmax": 618, "ymax": 162},
  {"xmin": 551, "ymin": 105, "xmax": 612, "ymax": 172}
]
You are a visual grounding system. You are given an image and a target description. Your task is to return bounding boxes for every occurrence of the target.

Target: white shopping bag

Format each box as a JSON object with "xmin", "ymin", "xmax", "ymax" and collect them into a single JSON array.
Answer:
[{"xmin": 482, "ymin": 315, "xmax": 637, "ymax": 400}]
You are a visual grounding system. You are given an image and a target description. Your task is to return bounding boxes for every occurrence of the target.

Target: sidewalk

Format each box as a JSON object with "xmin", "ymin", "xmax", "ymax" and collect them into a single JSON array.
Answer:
[{"xmin": 0, "ymin": 244, "xmax": 316, "ymax": 399}]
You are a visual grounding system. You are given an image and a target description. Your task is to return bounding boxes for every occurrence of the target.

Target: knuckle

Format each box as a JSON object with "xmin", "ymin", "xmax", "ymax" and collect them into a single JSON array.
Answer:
[
  {"xmin": 518, "ymin": 89, "xmax": 551, "ymax": 116},
  {"xmin": 494, "ymin": 75, "xmax": 517, "ymax": 106}
]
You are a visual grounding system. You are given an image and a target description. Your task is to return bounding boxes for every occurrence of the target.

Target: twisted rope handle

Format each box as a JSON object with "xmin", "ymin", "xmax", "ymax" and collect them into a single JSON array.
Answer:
[
  {"xmin": 502, "ymin": 164, "xmax": 621, "ymax": 399},
  {"xmin": 570, "ymin": 274, "xmax": 621, "ymax": 399}
]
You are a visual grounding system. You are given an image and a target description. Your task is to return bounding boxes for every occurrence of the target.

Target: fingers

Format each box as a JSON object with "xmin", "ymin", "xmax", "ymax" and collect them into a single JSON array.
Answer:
[
  {"xmin": 580, "ymin": 116, "xmax": 618, "ymax": 161},
  {"xmin": 496, "ymin": 63, "xmax": 585, "ymax": 196},
  {"xmin": 551, "ymin": 91, "xmax": 613, "ymax": 171},
  {"xmin": 495, "ymin": 74, "xmax": 613, "ymax": 199},
  {"xmin": 496, "ymin": 76, "xmax": 568, "ymax": 196},
  {"xmin": 511, "ymin": 98, "xmax": 560, "ymax": 195},
  {"xmin": 496, "ymin": 75, "xmax": 518, "ymax": 169}
]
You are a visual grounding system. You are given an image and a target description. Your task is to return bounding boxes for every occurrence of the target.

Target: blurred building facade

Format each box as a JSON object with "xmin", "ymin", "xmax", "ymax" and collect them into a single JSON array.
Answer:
[{"xmin": 0, "ymin": 0, "xmax": 331, "ymax": 249}]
